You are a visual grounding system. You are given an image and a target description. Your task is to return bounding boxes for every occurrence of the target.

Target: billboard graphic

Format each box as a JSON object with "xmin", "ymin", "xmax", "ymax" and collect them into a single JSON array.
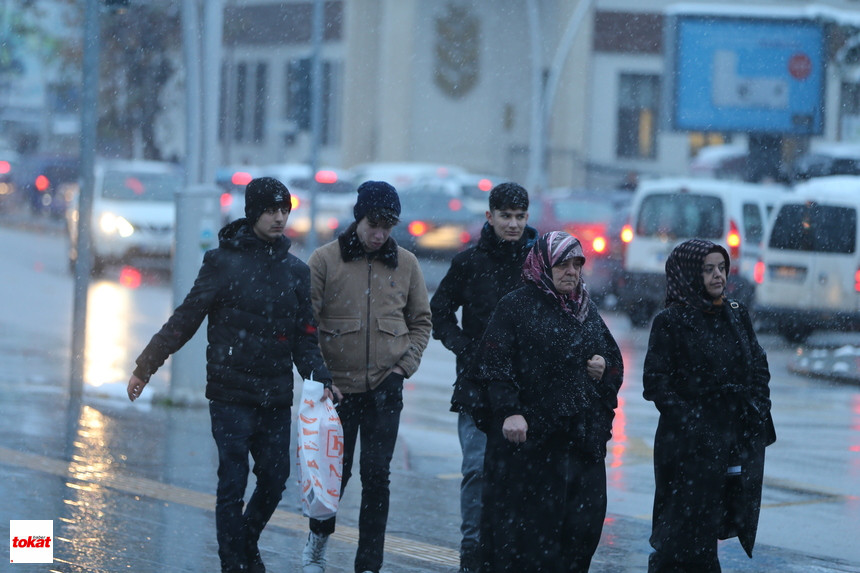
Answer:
[{"xmin": 665, "ymin": 15, "xmax": 825, "ymax": 135}]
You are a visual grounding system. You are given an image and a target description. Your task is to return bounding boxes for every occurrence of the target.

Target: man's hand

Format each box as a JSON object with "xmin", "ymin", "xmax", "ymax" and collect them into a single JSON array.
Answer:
[
  {"xmin": 127, "ymin": 374, "xmax": 148, "ymax": 402},
  {"xmin": 502, "ymin": 414, "xmax": 528, "ymax": 443},
  {"xmin": 323, "ymin": 385, "xmax": 343, "ymax": 403},
  {"xmin": 587, "ymin": 355, "xmax": 606, "ymax": 381}
]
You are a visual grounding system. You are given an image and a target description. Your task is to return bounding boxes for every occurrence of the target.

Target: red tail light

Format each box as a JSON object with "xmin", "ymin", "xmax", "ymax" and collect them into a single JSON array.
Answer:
[
  {"xmin": 448, "ymin": 198, "xmax": 463, "ymax": 211},
  {"xmin": 220, "ymin": 192, "xmax": 233, "ymax": 209},
  {"xmin": 460, "ymin": 231, "xmax": 471, "ymax": 244},
  {"xmin": 316, "ymin": 170, "xmax": 337, "ymax": 184},
  {"xmin": 231, "ymin": 171, "xmax": 253, "ymax": 186},
  {"xmin": 727, "ymin": 220, "xmax": 741, "ymax": 272},
  {"xmin": 855, "ymin": 269, "xmax": 860, "ymax": 292},
  {"xmin": 35, "ymin": 174, "xmax": 50, "ymax": 192},
  {"xmin": 478, "ymin": 178, "xmax": 493, "ymax": 192},
  {"xmin": 754, "ymin": 260, "xmax": 765, "ymax": 284},
  {"xmin": 408, "ymin": 221, "xmax": 429, "ymax": 236},
  {"xmin": 0, "ymin": 161, "xmax": 10, "ymax": 174}
]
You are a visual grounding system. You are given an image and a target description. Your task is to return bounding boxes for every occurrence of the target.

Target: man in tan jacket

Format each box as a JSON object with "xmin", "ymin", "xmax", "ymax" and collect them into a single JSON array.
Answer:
[{"xmin": 301, "ymin": 180, "xmax": 432, "ymax": 573}]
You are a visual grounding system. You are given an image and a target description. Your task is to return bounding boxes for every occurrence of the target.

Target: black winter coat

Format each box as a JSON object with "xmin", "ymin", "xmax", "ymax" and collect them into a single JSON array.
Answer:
[
  {"xmin": 473, "ymin": 283, "xmax": 623, "ymax": 460},
  {"xmin": 430, "ymin": 223, "xmax": 537, "ymax": 413},
  {"xmin": 133, "ymin": 219, "xmax": 331, "ymax": 407},
  {"xmin": 643, "ymin": 301, "xmax": 775, "ymax": 559}
]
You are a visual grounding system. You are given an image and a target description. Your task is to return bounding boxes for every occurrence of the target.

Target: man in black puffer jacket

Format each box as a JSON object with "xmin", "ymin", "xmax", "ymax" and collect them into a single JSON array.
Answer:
[
  {"xmin": 127, "ymin": 177, "xmax": 334, "ymax": 573},
  {"xmin": 430, "ymin": 182, "xmax": 537, "ymax": 573}
]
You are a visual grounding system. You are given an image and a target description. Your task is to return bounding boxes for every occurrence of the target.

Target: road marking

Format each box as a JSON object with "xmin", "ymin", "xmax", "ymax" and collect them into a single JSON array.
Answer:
[{"xmin": 0, "ymin": 445, "xmax": 460, "ymax": 567}]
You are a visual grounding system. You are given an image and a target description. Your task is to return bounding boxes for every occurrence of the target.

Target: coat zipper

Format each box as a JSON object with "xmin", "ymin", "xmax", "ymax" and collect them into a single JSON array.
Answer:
[{"xmin": 365, "ymin": 257, "xmax": 373, "ymax": 391}]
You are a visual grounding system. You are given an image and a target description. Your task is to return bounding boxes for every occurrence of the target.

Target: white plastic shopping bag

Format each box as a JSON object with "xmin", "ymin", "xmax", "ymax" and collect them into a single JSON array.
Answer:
[{"xmin": 296, "ymin": 379, "xmax": 343, "ymax": 520}]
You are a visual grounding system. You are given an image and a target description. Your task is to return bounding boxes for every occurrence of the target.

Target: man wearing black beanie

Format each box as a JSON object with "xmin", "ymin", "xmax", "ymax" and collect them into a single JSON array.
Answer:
[
  {"xmin": 127, "ymin": 176, "xmax": 335, "ymax": 573},
  {"xmin": 301, "ymin": 180, "xmax": 431, "ymax": 573}
]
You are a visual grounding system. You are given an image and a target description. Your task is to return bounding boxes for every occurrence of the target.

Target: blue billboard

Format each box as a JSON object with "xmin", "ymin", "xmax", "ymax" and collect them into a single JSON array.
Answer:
[{"xmin": 665, "ymin": 15, "xmax": 825, "ymax": 135}]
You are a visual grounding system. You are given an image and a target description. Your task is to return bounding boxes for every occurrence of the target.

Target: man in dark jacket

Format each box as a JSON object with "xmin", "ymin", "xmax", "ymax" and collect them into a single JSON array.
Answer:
[
  {"xmin": 127, "ymin": 177, "xmax": 334, "ymax": 573},
  {"xmin": 429, "ymin": 182, "xmax": 536, "ymax": 573}
]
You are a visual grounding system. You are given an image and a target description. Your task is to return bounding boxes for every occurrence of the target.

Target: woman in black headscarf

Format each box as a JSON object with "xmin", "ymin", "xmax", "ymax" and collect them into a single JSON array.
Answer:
[
  {"xmin": 472, "ymin": 231, "xmax": 623, "ymax": 573},
  {"xmin": 644, "ymin": 239, "xmax": 776, "ymax": 572}
]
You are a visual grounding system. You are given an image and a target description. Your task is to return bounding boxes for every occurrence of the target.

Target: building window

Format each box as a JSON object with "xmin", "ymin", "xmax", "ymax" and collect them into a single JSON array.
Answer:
[
  {"xmin": 253, "ymin": 63, "xmax": 267, "ymax": 143},
  {"xmin": 617, "ymin": 74, "xmax": 660, "ymax": 159},
  {"xmin": 285, "ymin": 58, "xmax": 341, "ymax": 146},
  {"xmin": 234, "ymin": 62, "xmax": 247, "ymax": 142}
]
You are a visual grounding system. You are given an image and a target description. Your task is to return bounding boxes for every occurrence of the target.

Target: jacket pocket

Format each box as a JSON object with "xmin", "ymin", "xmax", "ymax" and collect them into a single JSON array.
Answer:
[
  {"xmin": 318, "ymin": 317, "xmax": 363, "ymax": 371},
  {"xmin": 376, "ymin": 317, "xmax": 410, "ymax": 369}
]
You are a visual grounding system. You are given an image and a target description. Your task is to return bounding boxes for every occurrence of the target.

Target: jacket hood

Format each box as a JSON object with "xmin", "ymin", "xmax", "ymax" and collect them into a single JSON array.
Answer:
[
  {"xmin": 218, "ymin": 218, "xmax": 292, "ymax": 254},
  {"xmin": 477, "ymin": 222, "xmax": 538, "ymax": 260}
]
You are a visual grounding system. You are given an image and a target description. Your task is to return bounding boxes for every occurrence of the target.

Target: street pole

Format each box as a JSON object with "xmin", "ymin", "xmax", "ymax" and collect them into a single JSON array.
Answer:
[
  {"xmin": 69, "ymin": 0, "xmax": 100, "ymax": 398},
  {"xmin": 166, "ymin": 0, "xmax": 222, "ymax": 406},
  {"xmin": 525, "ymin": 0, "xmax": 595, "ymax": 195},
  {"xmin": 306, "ymin": 0, "xmax": 324, "ymax": 252}
]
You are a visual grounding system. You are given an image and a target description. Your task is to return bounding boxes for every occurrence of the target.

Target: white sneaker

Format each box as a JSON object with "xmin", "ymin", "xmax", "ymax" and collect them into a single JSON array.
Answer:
[{"xmin": 302, "ymin": 532, "xmax": 329, "ymax": 573}]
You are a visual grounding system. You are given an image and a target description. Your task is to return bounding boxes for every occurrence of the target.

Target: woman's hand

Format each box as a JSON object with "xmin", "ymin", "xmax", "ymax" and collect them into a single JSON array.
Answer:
[
  {"xmin": 587, "ymin": 355, "xmax": 606, "ymax": 381},
  {"xmin": 502, "ymin": 414, "xmax": 528, "ymax": 443}
]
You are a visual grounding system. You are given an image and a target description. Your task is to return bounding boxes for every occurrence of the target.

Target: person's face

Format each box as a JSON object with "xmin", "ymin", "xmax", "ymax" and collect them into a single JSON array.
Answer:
[
  {"xmin": 702, "ymin": 252, "xmax": 727, "ymax": 300},
  {"xmin": 356, "ymin": 216, "xmax": 394, "ymax": 252},
  {"xmin": 486, "ymin": 208, "xmax": 528, "ymax": 242},
  {"xmin": 551, "ymin": 258, "xmax": 582, "ymax": 294},
  {"xmin": 252, "ymin": 206, "xmax": 289, "ymax": 242}
]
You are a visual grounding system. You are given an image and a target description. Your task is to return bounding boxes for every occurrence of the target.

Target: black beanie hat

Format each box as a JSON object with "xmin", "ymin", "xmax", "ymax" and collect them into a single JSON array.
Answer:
[
  {"xmin": 244, "ymin": 177, "xmax": 291, "ymax": 223},
  {"xmin": 489, "ymin": 182, "xmax": 529, "ymax": 211},
  {"xmin": 353, "ymin": 180, "xmax": 401, "ymax": 223}
]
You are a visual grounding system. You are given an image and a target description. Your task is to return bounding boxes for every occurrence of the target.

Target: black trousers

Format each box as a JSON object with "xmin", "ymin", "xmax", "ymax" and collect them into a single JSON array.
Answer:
[
  {"xmin": 210, "ymin": 400, "xmax": 292, "ymax": 573},
  {"xmin": 309, "ymin": 373, "xmax": 404, "ymax": 573}
]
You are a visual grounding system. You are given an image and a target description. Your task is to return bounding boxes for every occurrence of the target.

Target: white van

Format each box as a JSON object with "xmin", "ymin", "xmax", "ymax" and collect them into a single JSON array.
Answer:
[
  {"xmin": 754, "ymin": 176, "xmax": 860, "ymax": 342},
  {"xmin": 617, "ymin": 178, "xmax": 786, "ymax": 326}
]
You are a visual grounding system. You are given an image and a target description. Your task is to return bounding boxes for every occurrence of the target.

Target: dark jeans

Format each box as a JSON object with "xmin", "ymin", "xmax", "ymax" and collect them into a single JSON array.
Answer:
[
  {"xmin": 210, "ymin": 400, "xmax": 292, "ymax": 573},
  {"xmin": 310, "ymin": 373, "xmax": 404, "ymax": 573}
]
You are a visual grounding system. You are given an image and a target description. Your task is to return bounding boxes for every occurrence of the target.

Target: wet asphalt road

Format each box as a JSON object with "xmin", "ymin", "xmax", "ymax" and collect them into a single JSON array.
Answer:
[{"xmin": 1, "ymin": 210, "xmax": 859, "ymax": 572}]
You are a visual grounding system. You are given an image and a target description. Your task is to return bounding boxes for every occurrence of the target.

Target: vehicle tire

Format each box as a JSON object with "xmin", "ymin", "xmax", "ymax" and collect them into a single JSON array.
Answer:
[{"xmin": 780, "ymin": 324, "xmax": 812, "ymax": 344}]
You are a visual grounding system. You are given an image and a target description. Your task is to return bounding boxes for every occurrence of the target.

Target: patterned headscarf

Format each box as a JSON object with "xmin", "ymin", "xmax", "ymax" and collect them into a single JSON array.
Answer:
[
  {"xmin": 664, "ymin": 238, "xmax": 730, "ymax": 312},
  {"xmin": 522, "ymin": 231, "xmax": 590, "ymax": 322}
]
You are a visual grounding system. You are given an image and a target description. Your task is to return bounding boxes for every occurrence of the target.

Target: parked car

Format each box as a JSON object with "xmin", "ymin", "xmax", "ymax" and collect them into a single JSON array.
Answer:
[
  {"xmin": 0, "ymin": 145, "xmax": 19, "ymax": 211},
  {"xmin": 349, "ymin": 162, "xmax": 467, "ymax": 190},
  {"xmin": 754, "ymin": 176, "xmax": 860, "ymax": 342},
  {"xmin": 402, "ymin": 172, "xmax": 503, "ymax": 215},
  {"xmin": 531, "ymin": 190, "xmax": 632, "ymax": 304},
  {"xmin": 789, "ymin": 142, "xmax": 860, "ymax": 181},
  {"xmin": 67, "ymin": 159, "xmax": 182, "ymax": 275},
  {"xmin": 217, "ymin": 163, "xmax": 354, "ymax": 244},
  {"xmin": 14, "ymin": 153, "xmax": 80, "ymax": 218},
  {"xmin": 617, "ymin": 178, "xmax": 786, "ymax": 327},
  {"xmin": 334, "ymin": 190, "xmax": 475, "ymax": 259}
]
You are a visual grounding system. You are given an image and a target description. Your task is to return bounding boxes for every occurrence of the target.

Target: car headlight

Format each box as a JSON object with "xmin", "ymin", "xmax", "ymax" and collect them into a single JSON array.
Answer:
[{"xmin": 99, "ymin": 212, "xmax": 135, "ymax": 238}]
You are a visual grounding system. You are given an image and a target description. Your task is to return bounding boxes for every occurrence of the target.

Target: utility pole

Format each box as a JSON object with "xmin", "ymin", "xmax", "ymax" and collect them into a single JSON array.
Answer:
[
  {"xmin": 306, "ymin": 0, "xmax": 324, "ymax": 252},
  {"xmin": 69, "ymin": 0, "xmax": 100, "ymax": 398}
]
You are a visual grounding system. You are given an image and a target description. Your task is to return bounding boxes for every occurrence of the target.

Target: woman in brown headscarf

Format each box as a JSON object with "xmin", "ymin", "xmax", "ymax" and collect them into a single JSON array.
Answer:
[
  {"xmin": 472, "ymin": 231, "xmax": 623, "ymax": 573},
  {"xmin": 644, "ymin": 239, "xmax": 776, "ymax": 572}
]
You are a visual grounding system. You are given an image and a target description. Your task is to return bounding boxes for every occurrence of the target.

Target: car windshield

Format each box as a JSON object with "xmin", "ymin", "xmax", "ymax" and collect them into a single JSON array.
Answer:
[
  {"xmin": 101, "ymin": 170, "xmax": 181, "ymax": 201},
  {"xmin": 769, "ymin": 203, "xmax": 856, "ymax": 254},
  {"xmin": 636, "ymin": 193, "xmax": 724, "ymax": 239},
  {"xmin": 552, "ymin": 199, "xmax": 614, "ymax": 223}
]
